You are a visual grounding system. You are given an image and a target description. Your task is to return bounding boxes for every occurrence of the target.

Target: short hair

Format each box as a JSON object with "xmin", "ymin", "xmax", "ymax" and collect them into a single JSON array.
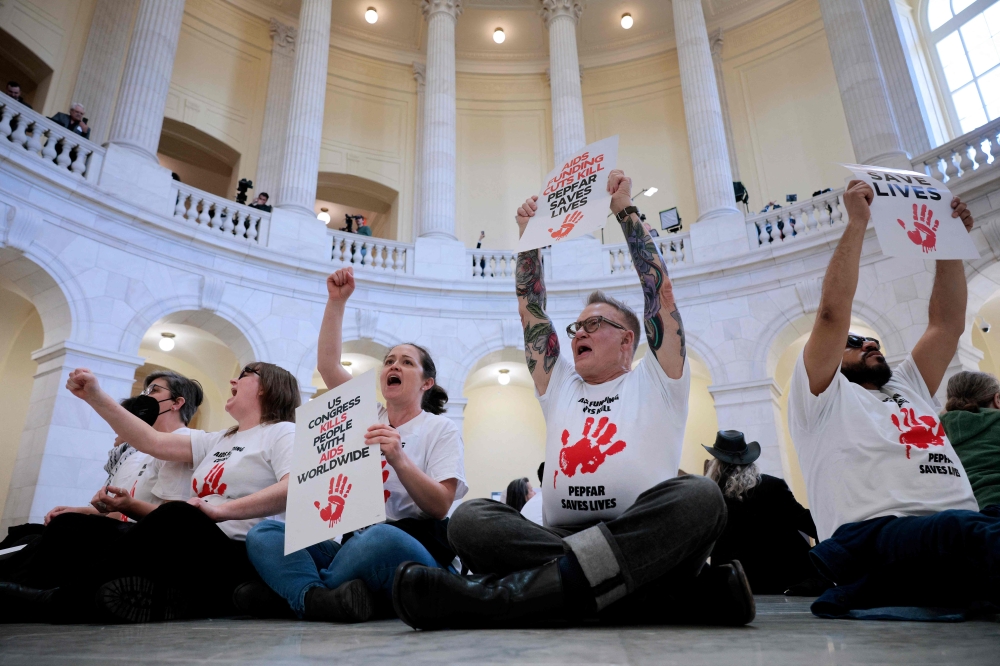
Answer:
[
  {"xmin": 143, "ymin": 370, "xmax": 204, "ymax": 425},
  {"xmin": 586, "ymin": 290, "xmax": 641, "ymax": 354},
  {"xmin": 70, "ymin": 102, "xmax": 84, "ymax": 112},
  {"xmin": 259, "ymin": 192, "xmax": 269, "ymax": 200},
  {"xmin": 225, "ymin": 362, "xmax": 300, "ymax": 437},
  {"xmin": 7, "ymin": 81, "xmax": 20, "ymax": 89}
]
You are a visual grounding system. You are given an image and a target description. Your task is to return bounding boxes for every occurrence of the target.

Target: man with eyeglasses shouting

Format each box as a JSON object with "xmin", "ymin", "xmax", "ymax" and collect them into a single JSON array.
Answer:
[
  {"xmin": 392, "ymin": 170, "xmax": 752, "ymax": 630},
  {"xmin": 789, "ymin": 180, "xmax": 1000, "ymax": 619}
]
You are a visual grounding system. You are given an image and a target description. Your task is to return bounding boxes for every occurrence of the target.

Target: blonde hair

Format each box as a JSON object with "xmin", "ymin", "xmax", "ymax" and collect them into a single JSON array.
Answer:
[{"xmin": 706, "ymin": 457, "xmax": 761, "ymax": 501}]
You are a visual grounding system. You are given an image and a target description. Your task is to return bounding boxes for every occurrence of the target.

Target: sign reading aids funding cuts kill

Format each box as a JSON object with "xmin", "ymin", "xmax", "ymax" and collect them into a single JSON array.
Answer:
[
  {"xmin": 285, "ymin": 370, "xmax": 383, "ymax": 555},
  {"xmin": 839, "ymin": 163, "xmax": 979, "ymax": 261},
  {"xmin": 517, "ymin": 135, "xmax": 619, "ymax": 253}
]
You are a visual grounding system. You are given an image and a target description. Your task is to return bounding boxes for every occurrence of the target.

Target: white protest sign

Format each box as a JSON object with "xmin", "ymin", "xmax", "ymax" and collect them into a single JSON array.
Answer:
[
  {"xmin": 517, "ymin": 135, "xmax": 619, "ymax": 252},
  {"xmin": 285, "ymin": 370, "xmax": 384, "ymax": 554},
  {"xmin": 839, "ymin": 163, "xmax": 978, "ymax": 260}
]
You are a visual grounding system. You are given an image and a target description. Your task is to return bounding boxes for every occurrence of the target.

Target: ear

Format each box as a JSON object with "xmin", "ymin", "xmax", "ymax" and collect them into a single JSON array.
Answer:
[
  {"xmin": 421, "ymin": 377, "xmax": 435, "ymax": 392},
  {"xmin": 993, "ymin": 393, "xmax": 1000, "ymax": 409},
  {"xmin": 622, "ymin": 329, "xmax": 634, "ymax": 350},
  {"xmin": 172, "ymin": 396, "xmax": 186, "ymax": 412}
]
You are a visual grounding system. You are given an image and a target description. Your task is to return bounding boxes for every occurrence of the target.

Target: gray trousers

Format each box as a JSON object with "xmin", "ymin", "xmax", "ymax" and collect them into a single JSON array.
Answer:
[{"xmin": 448, "ymin": 475, "xmax": 727, "ymax": 610}]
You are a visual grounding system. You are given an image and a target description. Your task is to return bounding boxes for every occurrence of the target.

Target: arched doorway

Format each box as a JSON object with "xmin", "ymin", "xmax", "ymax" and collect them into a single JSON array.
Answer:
[
  {"xmin": 316, "ymin": 172, "xmax": 399, "ymax": 240},
  {"xmin": 158, "ymin": 118, "xmax": 241, "ymax": 199}
]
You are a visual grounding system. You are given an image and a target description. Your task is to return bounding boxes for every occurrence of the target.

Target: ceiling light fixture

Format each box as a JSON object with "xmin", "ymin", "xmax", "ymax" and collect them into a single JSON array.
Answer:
[
  {"xmin": 498, "ymin": 368, "xmax": 510, "ymax": 385},
  {"xmin": 365, "ymin": 7, "xmax": 378, "ymax": 24},
  {"xmin": 342, "ymin": 360, "xmax": 353, "ymax": 375},
  {"xmin": 621, "ymin": 13, "xmax": 633, "ymax": 29},
  {"xmin": 493, "ymin": 28, "xmax": 505, "ymax": 44},
  {"xmin": 643, "ymin": 187, "xmax": 658, "ymax": 196},
  {"xmin": 317, "ymin": 207, "xmax": 331, "ymax": 224},
  {"xmin": 159, "ymin": 332, "xmax": 176, "ymax": 352}
]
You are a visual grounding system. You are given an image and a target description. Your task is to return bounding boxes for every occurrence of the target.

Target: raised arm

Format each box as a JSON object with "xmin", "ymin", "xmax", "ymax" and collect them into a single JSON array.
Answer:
[
  {"xmin": 910, "ymin": 197, "xmax": 974, "ymax": 395},
  {"xmin": 802, "ymin": 180, "xmax": 872, "ymax": 396},
  {"xmin": 66, "ymin": 369, "xmax": 193, "ymax": 462},
  {"xmin": 607, "ymin": 170, "xmax": 685, "ymax": 379},
  {"xmin": 515, "ymin": 196, "xmax": 560, "ymax": 396},
  {"xmin": 317, "ymin": 268, "xmax": 355, "ymax": 390}
]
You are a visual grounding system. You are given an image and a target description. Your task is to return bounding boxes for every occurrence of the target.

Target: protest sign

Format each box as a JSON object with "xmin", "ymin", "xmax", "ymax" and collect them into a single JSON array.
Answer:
[
  {"xmin": 839, "ymin": 163, "xmax": 979, "ymax": 260},
  {"xmin": 517, "ymin": 136, "xmax": 619, "ymax": 252},
  {"xmin": 285, "ymin": 369, "xmax": 383, "ymax": 554}
]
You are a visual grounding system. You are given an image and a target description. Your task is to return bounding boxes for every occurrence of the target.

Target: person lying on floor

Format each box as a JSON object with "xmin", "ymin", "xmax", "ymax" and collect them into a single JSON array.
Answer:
[
  {"xmin": 789, "ymin": 181, "xmax": 999, "ymax": 619},
  {"xmin": 0, "ymin": 361, "xmax": 299, "ymax": 624},
  {"xmin": 236, "ymin": 267, "xmax": 468, "ymax": 623},
  {"xmin": 391, "ymin": 169, "xmax": 754, "ymax": 630}
]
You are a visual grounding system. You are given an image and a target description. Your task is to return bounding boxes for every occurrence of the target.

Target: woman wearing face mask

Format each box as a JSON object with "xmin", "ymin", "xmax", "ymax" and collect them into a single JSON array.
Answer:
[{"xmin": 239, "ymin": 267, "xmax": 468, "ymax": 623}]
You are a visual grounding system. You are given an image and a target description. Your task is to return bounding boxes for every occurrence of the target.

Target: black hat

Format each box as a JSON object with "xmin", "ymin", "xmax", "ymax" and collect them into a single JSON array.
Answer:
[
  {"xmin": 121, "ymin": 394, "xmax": 160, "ymax": 427},
  {"xmin": 702, "ymin": 430, "xmax": 760, "ymax": 465}
]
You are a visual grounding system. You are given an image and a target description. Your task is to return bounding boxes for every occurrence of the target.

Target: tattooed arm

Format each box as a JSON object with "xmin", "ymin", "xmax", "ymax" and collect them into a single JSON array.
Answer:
[
  {"xmin": 515, "ymin": 195, "xmax": 560, "ymax": 396},
  {"xmin": 607, "ymin": 170, "xmax": 685, "ymax": 379}
]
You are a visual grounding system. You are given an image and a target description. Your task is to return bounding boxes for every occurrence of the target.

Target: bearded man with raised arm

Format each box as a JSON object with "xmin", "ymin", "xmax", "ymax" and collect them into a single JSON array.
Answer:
[
  {"xmin": 391, "ymin": 170, "xmax": 755, "ymax": 630},
  {"xmin": 789, "ymin": 180, "xmax": 1000, "ymax": 618}
]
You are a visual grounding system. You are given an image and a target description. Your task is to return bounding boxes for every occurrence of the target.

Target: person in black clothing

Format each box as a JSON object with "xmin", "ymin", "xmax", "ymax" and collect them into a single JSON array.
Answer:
[
  {"xmin": 248, "ymin": 193, "xmax": 272, "ymax": 212},
  {"xmin": 5, "ymin": 81, "xmax": 31, "ymax": 108},
  {"xmin": 703, "ymin": 430, "xmax": 822, "ymax": 595},
  {"xmin": 49, "ymin": 103, "xmax": 90, "ymax": 139}
]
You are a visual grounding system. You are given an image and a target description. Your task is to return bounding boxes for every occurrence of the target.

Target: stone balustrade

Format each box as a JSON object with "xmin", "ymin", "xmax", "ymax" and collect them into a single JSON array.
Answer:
[
  {"xmin": 0, "ymin": 97, "xmax": 104, "ymax": 181},
  {"xmin": 913, "ymin": 116, "xmax": 1000, "ymax": 186},
  {"xmin": 468, "ymin": 248, "xmax": 518, "ymax": 279},
  {"xmin": 746, "ymin": 188, "xmax": 846, "ymax": 248},
  {"xmin": 172, "ymin": 183, "xmax": 268, "ymax": 243},
  {"xmin": 604, "ymin": 232, "xmax": 693, "ymax": 275},
  {"xmin": 329, "ymin": 229, "xmax": 413, "ymax": 274}
]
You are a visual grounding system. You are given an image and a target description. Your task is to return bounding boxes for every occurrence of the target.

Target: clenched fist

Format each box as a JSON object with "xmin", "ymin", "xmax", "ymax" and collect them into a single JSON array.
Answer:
[
  {"xmin": 326, "ymin": 267, "xmax": 355, "ymax": 302},
  {"xmin": 607, "ymin": 170, "xmax": 633, "ymax": 215},
  {"xmin": 844, "ymin": 179, "xmax": 874, "ymax": 224},
  {"xmin": 66, "ymin": 368, "xmax": 101, "ymax": 402},
  {"xmin": 515, "ymin": 196, "xmax": 538, "ymax": 239}
]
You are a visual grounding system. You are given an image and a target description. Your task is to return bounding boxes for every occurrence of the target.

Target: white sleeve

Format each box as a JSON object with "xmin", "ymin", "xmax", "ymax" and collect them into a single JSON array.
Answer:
[
  {"xmin": 637, "ymin": 351, "xmax": 690, "ymax": 420},
  {"xmin": 536, "ymin": 353, "xmax": 573, "ymax": 412},
  {"xmin": 422, "ymin": 418, "xmax": 469, "ymax": 501},
  {"xmin": 788, "ymin": 351, "xmax": 841, "ymax": 433},
  {"xmin": 886, "ymin": 355, "xmax": 935, "ymax": 404},
  {"xmin": 267, "ymin": 422, "xmax": 296, "ymax": 481},
  {"xmin": 190, "ymin": 429, "xmax": 223, "ymax": 469}
]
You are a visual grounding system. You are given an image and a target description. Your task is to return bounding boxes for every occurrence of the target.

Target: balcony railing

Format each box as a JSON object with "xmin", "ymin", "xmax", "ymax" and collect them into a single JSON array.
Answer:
[
  {"xmin": 0, "ymin": 97, "xmax": 104, "ymax": 180},
  {"xmin": 172, "ymin": 183, "xmax": 269, "ymax": 243},
  {"xmin": 912, "ymin": 116, "xmax": 1000, "ymax": 186},
  {"xmin": 468, "ymin": 248, "xmax": 517, "ymax": 279},
  {"xmin": 746, "ymin": 188, "xmax": 846, "ymax": 248},
  {"xmin": 604, "ymin": 232, "xmax": 693, "ymax": 275},
  {"xmin": 329, "ymin": 229, "xmax": 413, "ymax": 274}
]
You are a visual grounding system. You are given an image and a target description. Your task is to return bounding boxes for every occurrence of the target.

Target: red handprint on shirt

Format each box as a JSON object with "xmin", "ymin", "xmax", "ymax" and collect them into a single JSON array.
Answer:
[
  {"xmin": 897, "ymin": 203, "xmax": 939, "ymax": 253},
  {"xmin": 193, "ymin": 463, "xmax": 227, "ymax": 498},
  {"xmin": 381, "ymin": 460, "xmax": 391, "ymax": 502},
  {"xmin": 890, "ymin": 407, "xmax": 945, "ymax": 459},
  {"xmin": 314, "ymin": 473, "xmax": 352, "ymax": 527},
  {"xmin": 549, "ymin": 210, "xmax": 584, "ymax": 239},
  {"xmin": 557, "ymin": 417, "xmax": 626, "ymax": 484}
]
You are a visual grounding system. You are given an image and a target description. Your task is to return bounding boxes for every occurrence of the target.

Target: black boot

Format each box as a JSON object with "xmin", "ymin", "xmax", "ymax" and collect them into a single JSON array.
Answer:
[
  {"xmin": 0, "ymin": 582, "xmax": 57, "ymax": 623},
  {"xmin": 96, "ymin": 576, "xmax": 189, "ymax": 624},
  {"xmin": 392, "ymin": 559, "xmax": 568, "ymax": 630},
  {"xmin": 303, "ymin": 579, "xmax": 376, "ymax": 623},
  {"xmin": 232, "ymin": 581, "xmax": 296, "ymax": 619}
]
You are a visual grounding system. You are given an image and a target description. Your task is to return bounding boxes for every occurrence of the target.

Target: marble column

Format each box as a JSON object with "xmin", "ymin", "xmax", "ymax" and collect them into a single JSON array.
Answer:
[
  {"xmin": 709, "ymin": 29, "xmax": 739, "ymax": 181},
  {"xmin": 818, "ymin": 0, "xmax": 911, "ymax": 169},
  {"xmin": 709, "ymin": 379, "xmax": 788, "ymax": 478},
  {"xmin": 72, "ymin": 0, "xmax": 138, "ymax": 146},
  {"xmin": 255, "ymin": 19, "xmax": 297, "ymax": 199},
  {"xmin": 541, "ymin": 0, "xmax": 586, "ymax": 166},
  {"xmin": 276, "ymin": 0, "xmax": 331, "ymax": 216},
  {"xmin": 412, "ymin": 62, "xmax": 426, "ymax": 240}
]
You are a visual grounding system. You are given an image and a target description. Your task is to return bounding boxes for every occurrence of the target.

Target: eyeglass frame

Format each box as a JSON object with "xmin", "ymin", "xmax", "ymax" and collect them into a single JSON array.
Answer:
[
  {"xmin": 140, "ymin": 381, "xmax": 175, "ymax": 399},
  {"xmin": 238, "ymin": 366, "xmax": 261, "ymax": 380},
  {"xmin": 846, "ymin": 334, "xmax": 881, "ymax": 351},
  {"xmin": 566, "ymin": 315, "xmax": 628, "ymax": 339}
]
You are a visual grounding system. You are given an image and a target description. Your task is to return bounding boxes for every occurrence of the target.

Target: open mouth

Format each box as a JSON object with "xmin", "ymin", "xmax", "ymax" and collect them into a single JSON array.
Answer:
[
  {"xmin": 576, "ymin": 344, "xmax": 592, "ymax": 357},
  {"xmin": 230, "ymin": 386, "xmax": 238, "ymax": 397},
  {"xmin": 386, "ymin": 375, "xmax": 402, "ymax": 386}
]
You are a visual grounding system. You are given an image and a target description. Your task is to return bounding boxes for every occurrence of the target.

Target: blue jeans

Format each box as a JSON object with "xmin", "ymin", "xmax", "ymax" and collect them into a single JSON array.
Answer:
[{"xmin": 245, "ymin": 520, "xmax": 440, "ymax": 617}]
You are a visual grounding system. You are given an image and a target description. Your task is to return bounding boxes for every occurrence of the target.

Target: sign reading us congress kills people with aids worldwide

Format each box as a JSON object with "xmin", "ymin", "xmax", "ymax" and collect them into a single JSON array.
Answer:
[
  {"xmin": 285, "ymin": 370, "xmax": 383, "ymax": 554},
  {"xmin": 517, "ymin": 135, "xmax": 619, "ymax": 252},
  {"xmin": 839, "ymin": 163, "xmax": 979, "ymax": 261}
]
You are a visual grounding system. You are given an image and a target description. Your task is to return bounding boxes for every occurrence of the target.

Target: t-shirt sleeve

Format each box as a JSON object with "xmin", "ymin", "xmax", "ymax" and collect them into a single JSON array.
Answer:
[
  {"xmin": 422, "ymin": 417, "xmax": 469, "ymax": 502},
  {"xmin": 886, "ymin": 355, "xmax": 935, "ymax": 404},
  {"xmin": 637, "ymin": 351, "xmax": 690, "ymax": 419},
  {"xmin": 267, "ymin": 422, "xmax": 296, "ymax": 481},
  {"xmin": 536, "ymin": 353, "xmax": 574, "ymax": 413},
  {"xmin": 189, "ymin": 429, "xmax": 223, "ymax": 469},
  {"xmin": 788, "ymin": 350, "xmax": 842, "ymax": 433}
]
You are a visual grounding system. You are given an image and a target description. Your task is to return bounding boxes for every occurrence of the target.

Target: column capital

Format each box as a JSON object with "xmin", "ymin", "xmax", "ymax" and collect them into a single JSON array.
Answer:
[
  {"xmin": 269, "ymin": 18, "xmax": 297, "ymax": 56},
  {"xmin": 540, "ymin": 0, "xmax": 584, "ymax": 27},
  {"xmin": 412, "ymin": 61, "xmax": 426, "ymax": 88},
  {"xmin": 420, "ymin": 0, "xmax": 463, "ymax": 21},
  {"xmin": 710, "ymin": 27, "xmax": 724, "ymax": 60}
]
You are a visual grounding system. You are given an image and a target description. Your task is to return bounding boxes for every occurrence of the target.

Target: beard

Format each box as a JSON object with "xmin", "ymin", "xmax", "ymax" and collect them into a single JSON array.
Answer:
[{"xmin": 840, "ymin": 353, "xmax": 893, "ymax": 388}]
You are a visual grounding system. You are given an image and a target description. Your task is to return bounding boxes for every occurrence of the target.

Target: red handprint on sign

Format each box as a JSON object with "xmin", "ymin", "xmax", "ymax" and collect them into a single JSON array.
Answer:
[
  {"xmin": 890, "ymin": 407, "xmax": 945, "ymax": 459},
  {"xmin": 558, "ymin": 417, "xmax": 627, "ymax": 482},
  {"xmin": 549, "ymin": 210, "xmax": 584, "ymax": 239},
  {"xmin": 193, "ymin": 463, "xmax": 227, "ymax": 498},
  {"xmin": 381, "ymin": 460, "xmax": 391, "ymax": 502},
  {"xmin": 897, "ymin": 203, "xmax": 939, "ymax": 253},
  {"xmin": 314, "ymin": 473, "xmax": 352, "ymax": 527}
]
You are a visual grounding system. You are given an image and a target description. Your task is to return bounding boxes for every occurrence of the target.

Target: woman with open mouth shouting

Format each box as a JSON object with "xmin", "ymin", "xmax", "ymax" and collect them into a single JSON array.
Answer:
[{"xmin": 240, "ymin": 267, "xmax": 468, "ymax": 623}]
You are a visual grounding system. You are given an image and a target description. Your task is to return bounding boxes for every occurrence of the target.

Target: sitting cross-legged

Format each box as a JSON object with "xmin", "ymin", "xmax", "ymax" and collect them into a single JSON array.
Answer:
[
  {"xmin": 390, "ymin": 169, "xmax": 753, "ymax": 630},
  {"xmin": 238, "ymin": 267, "xmax": 468, "ymax": 623}
]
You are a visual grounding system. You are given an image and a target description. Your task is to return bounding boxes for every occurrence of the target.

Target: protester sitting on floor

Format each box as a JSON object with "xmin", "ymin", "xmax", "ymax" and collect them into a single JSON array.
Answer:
[
  {"xmin": 942, "ymin": 371, "xmax": 1000, "ymax": 513},
  {"xmin": 518, "ymin": 462, "xmax": 544, "ymax": 525},
  {"xmin": 391, "ymin": 169, "xmax": 752, "ymax": 630},
  {"xmin": 788, "ymin": 180, "xmax": 997, "ymax": 619},
  {"xmin": 703, "ymin": 430, "xmax": 824, "ymax": 595},
  {"xmin": 49, "ymin": 103, "xmax": 89, "ymax": 139},
  {"xmin": 504, "ymin": 477, "xmax": 535, "ymax": 512},
  {"xmin": 237, "ymin": 267, "xmax": 468, "ymax": 624}
]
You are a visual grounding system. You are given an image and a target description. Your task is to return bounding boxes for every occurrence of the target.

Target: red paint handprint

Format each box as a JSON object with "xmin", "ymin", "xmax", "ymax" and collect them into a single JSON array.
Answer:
[
  {"xmin": 558, "ymin": 417, "xmax": 627, "ymax": 481},
  {"xmin": 890, "ymin": 407, "xmax": 945, "ymax": 459},
  {"xmin": 314, "ymin": 473, "xmax": 352, "ymax": 527},
  {"xmin": 193, "ymin": 463, "xmax": 227, "ymax": 498},
  {"xmin": 897, "ymin": 203, "xmax": 939, "ymax": 253},
  {"xmin": 381, "ymin": 460, "xmax": 391, "ymax": 502},
  {"xmin": 549, "ymin": 210, "xmax": 584, "ymax": 239}
]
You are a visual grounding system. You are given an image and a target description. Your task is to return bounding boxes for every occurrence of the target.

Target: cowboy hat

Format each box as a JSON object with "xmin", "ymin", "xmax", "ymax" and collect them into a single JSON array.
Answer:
[{"xmin": 702, "ymin": 430, "xmax": 761, "ymax": 465}]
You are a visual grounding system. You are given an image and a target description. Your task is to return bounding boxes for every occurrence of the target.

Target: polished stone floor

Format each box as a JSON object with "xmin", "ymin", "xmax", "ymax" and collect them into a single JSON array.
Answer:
[{"xmin": 1, "ymin": 596, "xmax": 998, "ymax": 665}]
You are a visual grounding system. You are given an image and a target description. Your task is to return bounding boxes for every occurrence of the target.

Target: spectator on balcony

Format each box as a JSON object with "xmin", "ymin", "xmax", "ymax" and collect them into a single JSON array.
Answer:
[
  {"xmin": 356, "ymin": 216, "xmax": 372, "ymax": 237},
  {"xmin": 5, "ymin": 81, "xmax": 31, "ymax": 108},
  {"xmin": 473, "ymin": 231, "xmax": 487, "ymax": 277},
  {"xmin": 49, "ymin": 103, "xmax": 90, "ymax": 139},
  {"xmin": 248, "ymin": 193, "xmax": 271, "ymax": 212}
]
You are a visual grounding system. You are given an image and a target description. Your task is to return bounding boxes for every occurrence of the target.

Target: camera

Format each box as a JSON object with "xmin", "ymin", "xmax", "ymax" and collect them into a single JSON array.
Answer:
[
  {"xmin": 236, "ymin": 178, "xmax": 253, "ymax": 205},
  {"xmin": 786, "ymin": 194, "xmax": 798, "ymax": 203}
]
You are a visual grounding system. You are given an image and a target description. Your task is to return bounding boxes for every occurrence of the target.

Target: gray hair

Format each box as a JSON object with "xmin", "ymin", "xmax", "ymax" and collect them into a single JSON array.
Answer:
[
  {"xmin": 706, "ymin": 458, "xmax": 761, "ymax": 501},
  {"xmin": 586, "ymin": 290, "xmax": 641, "ymax": 354},
  {"xmin": 946, "ymin": 370, "xmax": 1000, "ymax": 413},
  {"xmin": 143, "ymin": 370, "xmax": 204, "ymax": 425},
  {"xmin": 70, "ymin": 102, "xmax": 84, "ymax": 112}
]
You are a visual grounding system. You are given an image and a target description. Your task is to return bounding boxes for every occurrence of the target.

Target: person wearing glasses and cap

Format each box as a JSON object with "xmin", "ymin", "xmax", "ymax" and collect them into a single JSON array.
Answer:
[
  {"xmin": 392, "ymin": 169, "xmax": 752, "ymax": 630},
  {"xmin": 788, "ymin": 180, "xmax": 1000, "ymax": 618}
]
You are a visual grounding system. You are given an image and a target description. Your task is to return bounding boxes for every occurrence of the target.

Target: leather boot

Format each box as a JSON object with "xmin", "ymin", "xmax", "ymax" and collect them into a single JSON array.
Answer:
[
  {"xmin": 304, "ymin": 579, "xmax": 376, "ymax": 623},
  {"xmin": 0, "ymin": 582, "xmax": 57, "ymax": 623},
  {"xmin": 232, "ymin": 581, "xmax": 296, "ymax": 619},
  {"xmin": 392, "ymin": 559, "xmax": 569, "ymax": 630}
]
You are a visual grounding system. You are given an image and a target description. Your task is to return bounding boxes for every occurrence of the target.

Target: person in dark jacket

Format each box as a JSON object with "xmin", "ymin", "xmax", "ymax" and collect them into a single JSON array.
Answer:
[
  {"xmin": 49, "ymin": 103, "xmax": 90, "ymax": 139},
  {"xmin": 942, "ymin": 371, "xmax": 1000, "ymax": 512},
  {"xmin": 704, "ymin": 430, "xmax": 820, "ymax": 594}
]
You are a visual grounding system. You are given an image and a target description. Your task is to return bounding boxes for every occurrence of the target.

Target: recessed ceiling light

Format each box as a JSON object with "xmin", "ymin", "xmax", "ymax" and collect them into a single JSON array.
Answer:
[
  {"xmin": 317, "ymin": 207, "xmax": 331, "ymax": 224},
  {"xmin": 159, "ymin": 332, "xmax": 176, "ymax": 352},
  {"xmin": 643, "ymin": 187, "xmax": 658, "ymax": 196},
  {"xmin": 493, "ymin": 27, "xmax": 505, "ymax": 44},
  {"xmin": 498, "ymin": 368, "xmax": 510, "ymax": 385},
  {"xmin": 621, "ymin": 13, "xmax": 633, "ymax": 29},
  {"xmin": 365, "ymin": 7, "xmax": 378, "ymax": 24}
]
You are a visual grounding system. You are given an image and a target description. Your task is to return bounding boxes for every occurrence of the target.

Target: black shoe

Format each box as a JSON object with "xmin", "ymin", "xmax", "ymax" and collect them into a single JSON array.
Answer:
[
  {"xmin": 392, "ymin": 559, "xmax": 567, "ymax": 630},
  {"xmin": 97, "ymin": 576, "xmax": 186, "ymax": 624},
  {"xmin": 0, "ymin": 582, "xmax": 56, "ymax": 623},
  {"xmin": 689, "ymin": 561, "xmax": 755, "ymax": 626},
  {"xmin": 303, "ymin": 579, "xmax": 376, "ymax": 623},
  {"xmin": 232, "ymin": 581, "xmax": 296, "ymax": 619}
]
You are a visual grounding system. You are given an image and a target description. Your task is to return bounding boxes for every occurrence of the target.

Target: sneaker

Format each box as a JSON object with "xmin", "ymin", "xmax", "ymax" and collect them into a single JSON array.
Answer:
[
  {"xmin": 232, "ymin": 581, "xmax": 296, "ymax": 619},
  {"xmin": 303, "ymin": 579, "xmax": 376, "ymax": 623},
  {"xmin": 97, "ymin": 576, "xmax": 185, "ymax": 624}
]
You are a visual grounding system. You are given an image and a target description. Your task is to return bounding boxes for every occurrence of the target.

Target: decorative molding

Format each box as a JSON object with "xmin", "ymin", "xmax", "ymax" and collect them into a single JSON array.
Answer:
[
  {"xmin": 501, "ymin": 318, "xmax": 522, "ymax": 348},
  {"xmin": 539, "ymin": 0, "xmax": 584, "ymax": 27},
  {"xmin": 3, "ymin": 205, "xmax": 42, "ymax": 253},
  {"xmin": 200, "ymin": 275, "xmax": 226, "ymax": 313},
  {"xmin": 420, "ymin": 0, "xmax": 464, "ymax": 20},
  {"xmin": 795, "ymin": 277, "xmax": 822, "ymax": 313},
  {"xmin": 356, "ymin": 309, "xmax": 380, "ymax": 339},
  {"xmin": 543, "ymin": 65, "xmax": 583, "ymax": 85},
  {"xmin": 412, "ymin": 62, "xmax": 426, "ymax": 88},
  {"xmin": 268, "ymin": 18, "xmax": 297, "ymax": 56},
  {"xmin": 710, "ymin": 27, "xmax": 724, "ymax": 60}
]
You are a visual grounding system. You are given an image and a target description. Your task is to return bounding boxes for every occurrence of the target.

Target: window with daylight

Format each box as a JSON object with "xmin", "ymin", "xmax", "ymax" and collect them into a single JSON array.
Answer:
[{"xmin": 925, "ymin": 0, "xmax": 1000, "ymax": 133}]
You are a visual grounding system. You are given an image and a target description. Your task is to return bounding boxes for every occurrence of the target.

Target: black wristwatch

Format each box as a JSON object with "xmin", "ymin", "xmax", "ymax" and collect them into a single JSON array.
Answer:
[{"xmin": 615, "ymin": 205, "xmax": 639, "ymax": 223}]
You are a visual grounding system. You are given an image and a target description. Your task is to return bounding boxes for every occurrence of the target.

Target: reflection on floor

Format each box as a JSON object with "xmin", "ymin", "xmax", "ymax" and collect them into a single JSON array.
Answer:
[{"xmin": 1, "ymin": 596, "xmax": 998, "ymax": 665}]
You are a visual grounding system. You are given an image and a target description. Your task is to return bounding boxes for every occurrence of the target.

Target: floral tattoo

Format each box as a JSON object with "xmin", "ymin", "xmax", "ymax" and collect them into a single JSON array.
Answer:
[{"xmin": 516, "ymin": 249, "xmax": 560, "ymax": 374}]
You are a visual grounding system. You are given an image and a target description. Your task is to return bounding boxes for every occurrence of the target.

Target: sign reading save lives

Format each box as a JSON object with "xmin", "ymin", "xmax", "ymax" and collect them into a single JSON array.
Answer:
[
  {"xmin": 839, "ymin": 163, "xmax": 979, "ymax": 260},
  {"xmin": 285, "ymin": 369, "xmax": 383, "ymax": 555},
  {"xmin": 517, "ymin": 135, "xmax": 619, "ymax": 252}
]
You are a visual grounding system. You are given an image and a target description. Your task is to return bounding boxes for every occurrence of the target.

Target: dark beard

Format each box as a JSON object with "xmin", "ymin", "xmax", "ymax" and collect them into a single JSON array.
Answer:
[{"xmin": 841, "ymin": 355, "xmax": 893, "ymax": 388}]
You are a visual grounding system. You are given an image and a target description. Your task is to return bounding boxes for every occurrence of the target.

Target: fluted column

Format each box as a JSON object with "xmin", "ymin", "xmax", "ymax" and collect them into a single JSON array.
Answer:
[
  {"xmin": 541, "ymin": 0, "xmax": 586, "ymax": 165},
  {"xmin": 73, "ymin": 0, "xmax": 138, "ymax": 146},
  {"xmin": 106, "ymin": 0, "xmax": 185, "ymax": 161},
  {"xmin": 709, "ymin": 29, "xmax": 740, "ymax": 181},
  {"xmin": 412, "ymin": 62, "xmax": 426, "ymax": 240},
  {"xmin": 255, "ymin": 19, "xmax": 297, "ymax": 197}
]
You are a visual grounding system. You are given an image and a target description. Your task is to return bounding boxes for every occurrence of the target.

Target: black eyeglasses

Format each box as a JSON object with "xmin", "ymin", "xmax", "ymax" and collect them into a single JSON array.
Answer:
[
  {"xmin": 566, "ymin": 316, "xmax": 627, "ymax": 338},
  {"xmin": 847, "ymin": 334, "xmax": 880, "ymax": 351},
  {"xmin": 238, "ymin": 366, "xmax": 260, "ymax": 380}
]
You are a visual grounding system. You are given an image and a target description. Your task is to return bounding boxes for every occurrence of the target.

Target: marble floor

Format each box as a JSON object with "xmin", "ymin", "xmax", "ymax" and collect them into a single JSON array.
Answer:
[{"xmin": 1, "ymin": 596, "xmax": 998, "ymax": 665}]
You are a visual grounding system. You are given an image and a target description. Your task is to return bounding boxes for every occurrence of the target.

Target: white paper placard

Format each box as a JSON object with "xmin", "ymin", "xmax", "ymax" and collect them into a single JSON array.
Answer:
[
  {"xmin": 517, "ymin": 136, "xmax": 619, "ymax": 252},
  {"xmin": 285, "ymin": 370, "xmax": 384, "ymax": 554},
  {"xmin": 839, "ymin": 163, "xmax": 979, "ymax": 260}
]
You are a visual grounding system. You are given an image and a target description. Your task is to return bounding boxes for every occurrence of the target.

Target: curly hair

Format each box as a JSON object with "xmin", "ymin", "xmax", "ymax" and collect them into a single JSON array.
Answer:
[{"xmin": 706, "ymin": 457, "xmax": 761, "ymax": 501}]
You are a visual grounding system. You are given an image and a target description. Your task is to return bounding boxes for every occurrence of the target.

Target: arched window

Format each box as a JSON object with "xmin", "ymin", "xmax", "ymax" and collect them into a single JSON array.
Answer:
[{"xmin": 925, "ymin": 0, "xmax": 1000, "ymax": 133}]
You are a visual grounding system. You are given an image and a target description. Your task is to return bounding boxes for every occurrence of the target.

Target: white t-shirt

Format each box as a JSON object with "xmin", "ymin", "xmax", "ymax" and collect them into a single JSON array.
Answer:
[
  {"xmin": 190, "ymin": 422, "xmax": 295, "ymax": 539},
  {"xmin": 540, "ymin": 352, "xmax": 690, "ymax": 527},
  {"xmin": 377, "ymin": 405, "xmax": 469, "ymax": 520},
  {"xmin": 520, "ymin": 490, "xmax": 544, "ymax": 525},
  {"xmin": 106, "ymin": 428, "xmax": 194, "ymax": 506},
  {"xmin": 788, "ymin": 352, "xmax": 978, "ymax": 541},
  {"xmin": 150, "ymin": 427, "xmax": 197, "ymax": 502}
]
